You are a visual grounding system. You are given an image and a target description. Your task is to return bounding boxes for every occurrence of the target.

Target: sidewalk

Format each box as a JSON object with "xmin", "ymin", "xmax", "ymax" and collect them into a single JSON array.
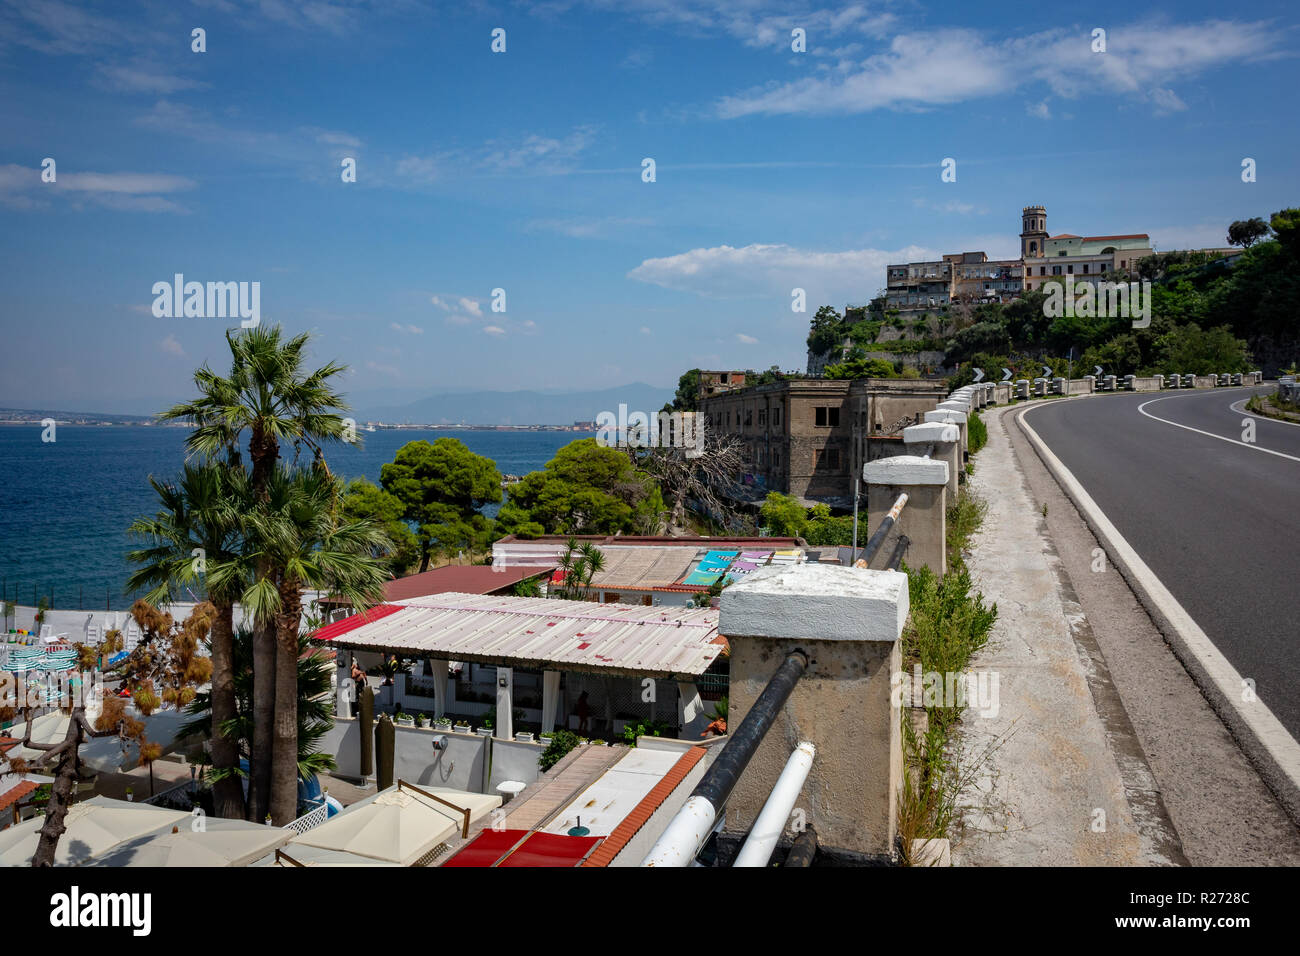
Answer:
[{"xmin": 950, "ymin": 404, "xmax": 1183, "ymax": 866}]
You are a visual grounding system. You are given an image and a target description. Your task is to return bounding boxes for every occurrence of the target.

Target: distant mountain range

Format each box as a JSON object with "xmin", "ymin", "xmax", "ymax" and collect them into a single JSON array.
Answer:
[{"xmin": 360, "ymin": 383, "xmax": 673, "ymax": 425}]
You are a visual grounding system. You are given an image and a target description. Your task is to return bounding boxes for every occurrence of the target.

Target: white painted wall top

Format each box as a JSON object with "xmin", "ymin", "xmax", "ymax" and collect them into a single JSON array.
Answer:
[
  {"xmin": 863, "ymin": 454, "xmax": 949, "ymax": 486},
  {"xmin": 720, "ymin": 564, "xmax": 908, "ymax": 644},
  {"xmin": 924, "ymin": 409, "xmax": 965, "ymax": 425},
  {"xmin": 902, "ymin": 422, "xmax": 959, "ymax": 445}
]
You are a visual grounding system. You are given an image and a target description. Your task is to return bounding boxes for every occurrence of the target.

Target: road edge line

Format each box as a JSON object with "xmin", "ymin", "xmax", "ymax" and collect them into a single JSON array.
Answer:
[{"xmin": 1014, "ymin": 400, "xmax": 1300, "ymax": 826}]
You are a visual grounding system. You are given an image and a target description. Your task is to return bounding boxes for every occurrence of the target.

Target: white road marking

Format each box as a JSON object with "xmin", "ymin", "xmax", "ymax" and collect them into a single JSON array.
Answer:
[
  {"xmin": 1231, "ymin": 397, "xmax": 1300, "ymax": 431},
  {"xmin": 1018, "ymin": 401, "xmax": 1300, "ymax": 819},
  {"xmin": 1138, "ymin": 392, "xmax": 1300, "ymax": 464}
]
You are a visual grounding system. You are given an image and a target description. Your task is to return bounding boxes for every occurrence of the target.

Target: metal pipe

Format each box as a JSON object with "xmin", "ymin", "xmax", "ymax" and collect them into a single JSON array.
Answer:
[
  {"xmin": 784, "ymin": 826, "xmax": 818, "ymax": 867},
  {"xmin": 642, "ymin": 650, "xmax": 809, "ymax": 867},
  {"xmin": 856, "ymin": 492, "xmax": 908, "ymax": 567},
  {"xmin": 733, "ymin": 741, "xmax": 816, "ymax": 867},
  {"xmin": 886, "ymin": 535, "xmax": 910, "ymax": 571}
]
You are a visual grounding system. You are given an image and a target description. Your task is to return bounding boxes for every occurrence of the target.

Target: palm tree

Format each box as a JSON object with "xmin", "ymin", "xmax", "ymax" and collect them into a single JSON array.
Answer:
[
  {"xmin": 554, "ymin": 537, "xmax": 606, "ymax": 601},
  {"xmin": 181, "ymin": 626, "xmax": 341, "ymax": 801},
  {"xmin": 125, "ymin": 462, "xmax": 249, "ymax": 820},
  {"xmin": 242, "ymin": 465, "xmax": 390, "ymax": 824},
  {"xmin": 160, "ymin": 324, "xmax": 353, "ymax": 822}
]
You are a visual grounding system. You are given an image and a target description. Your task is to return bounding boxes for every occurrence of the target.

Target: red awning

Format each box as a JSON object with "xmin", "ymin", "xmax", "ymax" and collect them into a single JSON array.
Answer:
[
  {"xmin": 440, "ymin": 829, "xmax": 603, "ymax": 867},
  {"xmin": 311, "ymin": 604, "xmax": 404, "ymax": 643}
]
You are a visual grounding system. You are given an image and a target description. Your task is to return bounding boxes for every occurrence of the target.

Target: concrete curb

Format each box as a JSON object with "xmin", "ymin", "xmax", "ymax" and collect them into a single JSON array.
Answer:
[{"xmin": 1013, "ymin": 395, "xmax": 1300, "ymax": 826}]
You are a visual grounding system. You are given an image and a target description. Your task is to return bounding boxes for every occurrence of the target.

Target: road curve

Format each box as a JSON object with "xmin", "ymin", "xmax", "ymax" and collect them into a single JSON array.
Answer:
[{"xmin": 1021, "ymin": 386, "xmax": 1300, "ymax": 740}]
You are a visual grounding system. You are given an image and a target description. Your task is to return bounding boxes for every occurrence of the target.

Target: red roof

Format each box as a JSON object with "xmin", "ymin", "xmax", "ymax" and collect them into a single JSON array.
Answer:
[
  {"xmin": 440, "ymin": 828, "xmax": 603, "ymax": 867},
  {"xmin": 1082, "ymin": 233, "xmax": 1148, "ymax": 242},
  {"xmin": 311, "ymin": 604, "xmax": 404, "ymax": 643},
  {"xmin": 0, "ymin": 779, "xmax": 39, "ymax": 813},
  {"xmin": 385, "ymin": 565, "xmax": 553, "ymax": 602}
]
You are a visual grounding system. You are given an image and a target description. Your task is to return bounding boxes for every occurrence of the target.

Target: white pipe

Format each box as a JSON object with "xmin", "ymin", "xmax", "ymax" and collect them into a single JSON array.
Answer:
[
  {"xmin": 733, "ymin": 741, "xmax": 816, "ymax": 868},
  {"xmin": 641, "ymin": 795, "xmax": 717, "ymax": 867}
]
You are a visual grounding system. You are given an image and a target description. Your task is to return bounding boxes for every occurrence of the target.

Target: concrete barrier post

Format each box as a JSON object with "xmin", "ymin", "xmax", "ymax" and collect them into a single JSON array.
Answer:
[
  {"xmin": 1015, "ymin": 379, "xmax": 1029, "ymax": 400},
  {"xmin": 1033, "ymin": 379, "xmax": 1046, "ymax": 397},
  {"xmin": 1123, "ymin": 374, "xmax": 1136, "ymax": 391},
  {"xmin": 863, "ymin": 455, "xmax": 949, "ymax": 577},
  {"xmin": 1167, "ymin": 374, "xmax": 1179, "ymax": 388},
  {"xmin": 1103, "ymin": 375, "xmax": 1117, "ymax": 391},
  {"xmin": 903, "ymin": 421, "xmax": 961, "ymax": 500},
  {"xmin": 1154, "ymin": 374, "xmax": 1165, "ymax": 389},
  {"xmin": 1053, "ymin": 377, "xmax": 1066, "ymax": 395},
  {"xmin": 720, "ymin": 563, "xmax": 908, "ymax": 862},
  {"xmin": 923, "ymin": 408, "xmax": 967, "ymax": 458},
  {"xmin": 1084, "ymin": 375, "xmax": 1096, "ymax": 392}
]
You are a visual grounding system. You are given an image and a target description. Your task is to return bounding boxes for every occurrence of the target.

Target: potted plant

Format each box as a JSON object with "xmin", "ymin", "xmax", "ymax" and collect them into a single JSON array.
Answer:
[
  {"xmin": 538, "ymin": 730, "xmax": 555, "ymax": 747},
  {"xmin": 477, "ymin": 714, "xmax": 495, "ymax": 737},
  {"xmin": 414, "ymin": 712, "xmax": 426, "ymax": 728},
  {"xmin": 514, "ymin": 732, "xmax": 534, "ymax": 743},
  {"xmin": 395, "ymin": 710, "xmax": 414, "ymax": 727},
  {"xmin": 434, "ymin": 716, "xmax": 452, "ymax": 732},
  {"xmin": 453, "ymin": 719, "xmax": 471, "ymax": 734}
]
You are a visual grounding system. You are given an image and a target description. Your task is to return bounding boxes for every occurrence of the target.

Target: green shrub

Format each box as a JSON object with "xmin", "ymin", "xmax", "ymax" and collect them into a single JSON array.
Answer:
[
  {"xmin": 538, "ymin": 729, "xmax": 580, "ymax": 771},
  {"xmin": 621, "ymin": 719, "xmax": 671, "ymax": 746},
  {"xmin": 966, "ymin": 411, "xmax": 988, "ymax": 455}
]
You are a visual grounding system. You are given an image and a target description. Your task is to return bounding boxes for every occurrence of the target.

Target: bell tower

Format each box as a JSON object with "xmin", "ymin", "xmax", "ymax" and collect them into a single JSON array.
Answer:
[{"xmin": 1021, "ymin": 205, "xmax": 1047, "ymax": 258}]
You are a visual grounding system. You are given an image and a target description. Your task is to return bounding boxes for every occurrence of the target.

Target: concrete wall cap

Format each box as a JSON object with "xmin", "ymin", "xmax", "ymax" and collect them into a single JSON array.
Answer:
[
  {"xmin": 863, "ymin": 454, "xmax": 949, "ymax": 485},
  {"xmin": 720, "ymin": 564, "xmax": 908, "ymax": 643},
  {"xmin": 902, "ymin": 422, "xmax": 959, "ymax": 444},
  {"xmin": 923, "ymin": 409, "xmax": 964, "ymax": 424}
]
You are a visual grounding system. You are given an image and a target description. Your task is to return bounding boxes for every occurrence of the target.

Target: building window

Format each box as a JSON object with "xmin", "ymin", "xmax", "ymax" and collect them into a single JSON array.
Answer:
[
  {"xmin": 815, "ymin": 406, "xmax": 840, "ymax": 427},
  {"xmin": 827, "ymin": 447, "xmax": 841, "ymax": 470},
  {"xmin": 1067, "ymin": 264, "xmax": 1073, "ymax": 274},
  {"xmin": 1082, "ymin": 264, "xmax": 1089, "ymax": 274},
  {"xmin": 1052, "ymin": 266, "xmax": 1062, "ymax": 275},
  {"xmin": 744, "ymin": 409, "xmax": 752, "ymax": 427},
  {"xmin": 774, "ymin": 407, "xmax": 782, "ymax": 427},
  {"xmin": 1040, "ymin": 267, "xmax": 1047, "ymax": 276}
]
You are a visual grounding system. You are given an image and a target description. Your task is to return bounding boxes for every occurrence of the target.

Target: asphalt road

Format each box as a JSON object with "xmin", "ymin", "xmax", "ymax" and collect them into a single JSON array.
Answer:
[{"xmin": 1023, "ymin": 386, "xmax": 1300, "ymax": 740}]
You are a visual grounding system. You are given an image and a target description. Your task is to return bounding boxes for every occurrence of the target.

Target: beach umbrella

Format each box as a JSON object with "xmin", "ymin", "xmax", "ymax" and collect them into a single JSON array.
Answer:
[
  {"xmin": 258, "ymin": 844, "xmax": 399, "ymax": 867},
  {"xmin": 288, "ymin": 784, "xmax": 498, "ymax": 866},
  {"xmin": 86, "ymin": 817, "xmax": 294, "ymax": 868},
  {"xmin": 0, "ymin": 796, "xmax": 189, "ymax": 866}
]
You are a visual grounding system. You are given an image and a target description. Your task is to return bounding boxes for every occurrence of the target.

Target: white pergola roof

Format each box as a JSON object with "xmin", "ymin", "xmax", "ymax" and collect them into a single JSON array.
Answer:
[{"xmin": 319, "ymin": 592, "xmax": 725, "ymax": 678}]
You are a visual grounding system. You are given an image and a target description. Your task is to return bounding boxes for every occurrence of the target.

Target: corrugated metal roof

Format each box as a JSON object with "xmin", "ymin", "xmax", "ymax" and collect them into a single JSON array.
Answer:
[{"xmin": 317, "ymin": 592, "xmax": 723, "ymax": 677}]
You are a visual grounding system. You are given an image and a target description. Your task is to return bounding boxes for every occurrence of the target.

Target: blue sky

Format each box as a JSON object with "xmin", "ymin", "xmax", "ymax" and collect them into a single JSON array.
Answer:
[{"xmin": 1, "ymin": 0, "xmax": 1297, "ymax": 415}]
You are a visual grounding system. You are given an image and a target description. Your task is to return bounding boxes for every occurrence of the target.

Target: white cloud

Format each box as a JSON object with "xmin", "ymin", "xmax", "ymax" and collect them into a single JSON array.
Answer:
[
  {"xmin": 389, "ymin": 322, "xmax": 423, "ymax": 334},
  {"xmin": 640, "ymin": 326, "xmax": 652, "ymax": 335},
  {"xmin": 483, "ymin": 325, "xmax": 506, "ymax": 337},
  {"xmin": 96, "ymin": 63, "xmax": 207, "ymax": 94},
  {"xmin": 717, "ymin": 19, "xmax": 1280, "ymax": 117},
  {"xmin": 628, "ymin": 242, "xmax": 937, "ymax": 302},
  {"xmin": 159, "ymin": 334, "xmax": 185, "ymax": 357},
  {"xmin": 0, "ymin": 163, "xmax": 195, "ymax": 213},
  {"xmin": 736, "ymin": 333, "xmax": 758, "ymax": 344},
  {"xmin": 1027, "ymin": 100, "xmax": 1051, "ymax": 120},
  {"xmin": 458, "ymin": 297, "xmax": 483, "ymax": 317}
]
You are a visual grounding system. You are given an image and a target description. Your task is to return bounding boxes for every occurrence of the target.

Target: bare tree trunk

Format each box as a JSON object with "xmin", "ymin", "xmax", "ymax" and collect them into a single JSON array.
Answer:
[
  {"xmin": 269, "ymin": 586, "xmax": 303, "ymax": 826},
  {"xmin": 248, "ymin": 615, "xmax": 276, "ymax": 822},
  {"xmin": 209, "ymin": 601, "xmax": 245, "ymax": 819},
  {"xmin": 30, "ymin": 713, "xmax": 84, "ymax": 867}
]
